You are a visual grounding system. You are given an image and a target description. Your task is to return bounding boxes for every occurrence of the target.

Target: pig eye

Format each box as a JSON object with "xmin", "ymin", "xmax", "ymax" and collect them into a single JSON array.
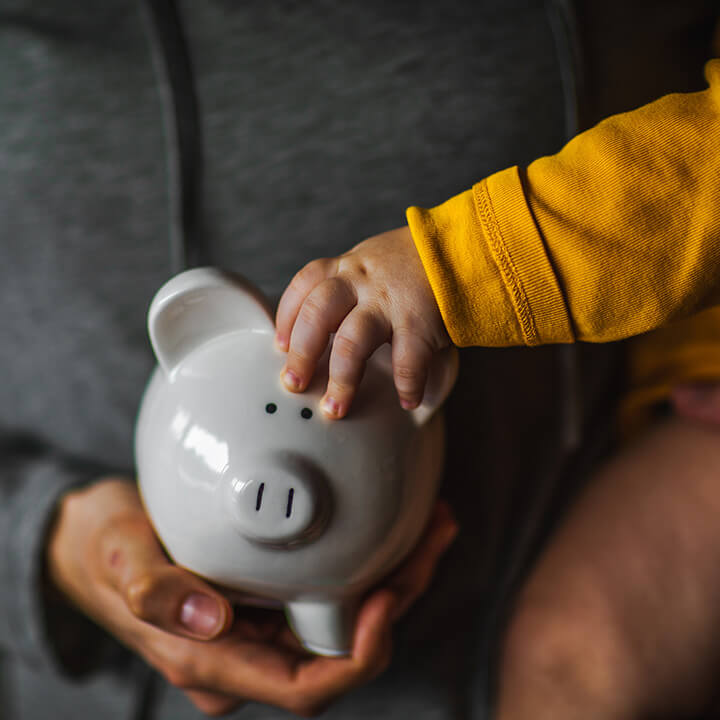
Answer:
[
  {"xmin": 265, "ymin": 403, "xmax": 277, "ymax": 414},
  {"xmin": 300, "ymin": 408, "xmax": 313, "ymax": 420}
]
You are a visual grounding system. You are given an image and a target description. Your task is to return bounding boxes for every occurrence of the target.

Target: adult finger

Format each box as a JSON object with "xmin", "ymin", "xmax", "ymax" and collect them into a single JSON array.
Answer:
[
  {"xmin": 179, "ymin": 592, "xmax": 395, "ymax": 715},
  {"xmin": 322, "ymin": 308, "xmax": 390, "ymax": 418},
  {"xmin": 276, "ymin": 258, "xmax": 337, "ymax": 351},
  {"xmin": 183, "ymin": 689, "xmax": 245, "ymax": 717},
  {"xmin": 279, "ymin": 590, "xmax": 396, "ymax": 716},
  {"xmin": 97, "ymin": 514, "xmax": 233, "ymax": 640},
  {"xmin": 385, "ymin": 501, "xmax": 458, "ymax": 620},
  {"xmin": 282, "ymin": 277, "xmax": 356, "ymax": 393}
]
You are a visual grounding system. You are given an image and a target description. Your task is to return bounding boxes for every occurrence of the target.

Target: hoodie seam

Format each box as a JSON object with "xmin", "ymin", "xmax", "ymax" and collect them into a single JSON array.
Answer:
[{"xmin": 473, "ymin": 179, "xmax": 540, "ymax": 346}]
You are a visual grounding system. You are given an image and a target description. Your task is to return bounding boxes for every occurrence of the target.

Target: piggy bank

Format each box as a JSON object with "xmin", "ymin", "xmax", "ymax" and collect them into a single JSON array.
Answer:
[{"xmin": 135, "ymin": 268, "xmax": 457, "ymax": 655}]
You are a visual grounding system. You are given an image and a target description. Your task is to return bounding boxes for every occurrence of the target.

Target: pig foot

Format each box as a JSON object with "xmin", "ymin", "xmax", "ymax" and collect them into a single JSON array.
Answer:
[{"xmin": 285, "ymin": 599, "xmax": 358, "ymax": 656}]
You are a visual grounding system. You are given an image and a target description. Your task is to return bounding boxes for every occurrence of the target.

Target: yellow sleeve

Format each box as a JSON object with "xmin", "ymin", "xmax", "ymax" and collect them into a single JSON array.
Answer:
[{"xmin": 407, "ymin": 60, "xmax": 720, "ymax": 348}]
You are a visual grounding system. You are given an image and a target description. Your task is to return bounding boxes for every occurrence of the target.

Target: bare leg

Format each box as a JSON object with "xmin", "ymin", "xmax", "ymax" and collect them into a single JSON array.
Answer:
[{"xmin": 497, "ymin": 417, "xmax": 720, "ymax": 719}]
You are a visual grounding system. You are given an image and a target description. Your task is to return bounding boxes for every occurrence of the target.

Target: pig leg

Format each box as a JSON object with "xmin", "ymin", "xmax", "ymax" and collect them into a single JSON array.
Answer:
[{"xmin": 285, "ymin": 599, "xmax": 359, "ymax": 656}]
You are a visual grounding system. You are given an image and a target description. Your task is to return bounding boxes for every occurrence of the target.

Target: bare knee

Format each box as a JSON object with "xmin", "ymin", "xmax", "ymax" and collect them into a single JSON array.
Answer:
[
  {"xmin": 496, "ymin": 417, "xmax": 720, "ymax": 720},
  {"xmin": 497, "ymin": 589, "xmax": 641, "ymax": 720}
]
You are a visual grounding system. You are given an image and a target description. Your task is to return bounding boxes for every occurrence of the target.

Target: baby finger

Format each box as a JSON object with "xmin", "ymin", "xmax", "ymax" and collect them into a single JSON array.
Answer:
[{"xmin": 322, "ymin": 309, "xmax": 390, "ymax": 418}]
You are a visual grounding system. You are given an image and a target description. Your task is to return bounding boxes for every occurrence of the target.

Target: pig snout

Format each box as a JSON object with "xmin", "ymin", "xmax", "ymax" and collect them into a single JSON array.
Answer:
[{"xmin": 224, "ymin": 452, "xmax": 330, "ymax": 547}]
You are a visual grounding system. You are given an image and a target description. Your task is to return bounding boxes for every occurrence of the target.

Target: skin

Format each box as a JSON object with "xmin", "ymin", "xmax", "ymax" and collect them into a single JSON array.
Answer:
[
  {"xmin": 276, "ymin": 226, "xmax": 449, "ymax": 418},
  {"xmin": 672, "ymin": 382, "xmax": 720, "ymax": 424},
  {"xmin": 497, "ymin": 415, "xmax": 720, "ymax": 720},
  {"xmin": 47, "ymin": 478, "xmax": 458, "ymax": 717}
]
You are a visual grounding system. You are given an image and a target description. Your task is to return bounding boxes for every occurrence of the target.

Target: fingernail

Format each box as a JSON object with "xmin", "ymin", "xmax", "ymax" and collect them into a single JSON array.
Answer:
[
  {"xmin": 283, "ymin": 369, "xmax": 302, "ymax": 391},
  {"xmin": 321, "ymin": 396, "xmax": 341, "ymax": 417},
  {"xmin": 400, "ymin": 398, "xmax": 418, "ymax": 410},
  {"xmin": 275, "ymin": 333, "xmax": 288, "ymax": 351},
  {"xmin": 180, "ymin": 594, "xmax": 223, "ymax": 637}
]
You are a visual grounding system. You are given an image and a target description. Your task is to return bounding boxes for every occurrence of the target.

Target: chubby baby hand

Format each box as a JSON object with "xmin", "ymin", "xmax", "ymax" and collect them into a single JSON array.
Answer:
[{"xmin": 276, "ymin": 226, "xmax": 450, "ymax": 418}]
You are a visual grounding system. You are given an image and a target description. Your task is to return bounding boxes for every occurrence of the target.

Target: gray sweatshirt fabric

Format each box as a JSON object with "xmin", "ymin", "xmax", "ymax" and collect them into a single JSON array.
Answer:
[{"xmin": 0, "ymin": 1, "xmax": 714, "ymax": 718}]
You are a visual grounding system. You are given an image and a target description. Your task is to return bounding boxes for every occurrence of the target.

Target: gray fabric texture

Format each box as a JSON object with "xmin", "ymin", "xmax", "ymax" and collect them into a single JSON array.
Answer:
[{"xmin": 0, "ymin": 0, "xmax": 714, "ymax": 718}]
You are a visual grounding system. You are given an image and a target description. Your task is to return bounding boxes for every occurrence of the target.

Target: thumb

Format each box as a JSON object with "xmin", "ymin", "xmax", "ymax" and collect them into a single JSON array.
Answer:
[{"xmin": 97, "ymin": 513, "xmax": 233, "ymax": 639}]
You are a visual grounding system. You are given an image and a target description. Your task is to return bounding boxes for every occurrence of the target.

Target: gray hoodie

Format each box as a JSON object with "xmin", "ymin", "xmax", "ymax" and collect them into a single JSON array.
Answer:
[{"xmin": 0, "ymin": 1, "xmax": 713, "ymax": 718}]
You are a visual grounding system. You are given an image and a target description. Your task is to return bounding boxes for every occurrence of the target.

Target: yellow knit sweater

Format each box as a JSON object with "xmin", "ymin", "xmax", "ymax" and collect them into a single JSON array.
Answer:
[{"xmin": 407, "ymin": 59, "xmax": 720, "ymax": 434}]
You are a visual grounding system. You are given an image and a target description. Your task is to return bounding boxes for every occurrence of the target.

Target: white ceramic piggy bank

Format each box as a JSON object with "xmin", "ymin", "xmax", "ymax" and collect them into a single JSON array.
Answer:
[{"xmin": 135, "ymin": 268, "xmax": 457, "ymax": 655}]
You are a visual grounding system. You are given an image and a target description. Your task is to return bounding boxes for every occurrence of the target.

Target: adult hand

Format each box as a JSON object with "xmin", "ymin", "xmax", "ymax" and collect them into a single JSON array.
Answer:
[
  {"xmin": 47, "ymin": 477, "xmax": 457, "ymax": 716},
  {"xmin": 671, "ymin": 383, "xmax": 720, "ymax": 424}
]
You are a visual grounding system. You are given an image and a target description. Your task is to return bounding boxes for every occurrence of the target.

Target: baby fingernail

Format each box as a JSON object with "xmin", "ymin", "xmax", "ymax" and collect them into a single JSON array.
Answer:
[
  {"xmin": 283, "ymin": 369, "xmax": 302, "ymax": 391},
  {"xmin": 180, "ymin": 594, "xmax": 223, "ymax": 637},
  {"xmin": 322, "ymin": 396, "xmax": 341, "ymax": 417}
]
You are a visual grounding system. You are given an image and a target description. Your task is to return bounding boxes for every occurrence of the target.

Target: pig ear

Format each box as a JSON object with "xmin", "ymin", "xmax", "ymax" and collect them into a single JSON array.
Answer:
[
  {"xmin": 370, "ymin": 345, "xmax": 459, "ymax": 425},
  {"xmin": 410, "ymin": 347, "xmax": 459, "ymax": 425},
  {"xmin": 148, "ymin": 268, "xmax": 275, "ymax": 376}
]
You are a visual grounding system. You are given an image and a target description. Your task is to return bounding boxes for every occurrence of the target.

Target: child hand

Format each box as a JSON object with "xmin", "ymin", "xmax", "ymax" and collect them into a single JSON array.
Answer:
[{"xmin": 276, "ymin": 226, "xmax": 450, "ymax": 418}]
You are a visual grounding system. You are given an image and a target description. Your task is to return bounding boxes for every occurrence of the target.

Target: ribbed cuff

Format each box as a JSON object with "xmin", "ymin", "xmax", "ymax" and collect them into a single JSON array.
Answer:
[
  {"xmin": 477, "ymin": 167, "xmax": 574, "ymax": 344},
  {"xmin": 407, "ymin": 166, "xmax": 574, "ymax": 347}
]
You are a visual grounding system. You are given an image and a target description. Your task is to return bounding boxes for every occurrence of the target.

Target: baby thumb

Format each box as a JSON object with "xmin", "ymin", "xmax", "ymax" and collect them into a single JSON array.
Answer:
[{"xmin": 99, "ymin": 514, "xmax": 232, "ymax": 639}]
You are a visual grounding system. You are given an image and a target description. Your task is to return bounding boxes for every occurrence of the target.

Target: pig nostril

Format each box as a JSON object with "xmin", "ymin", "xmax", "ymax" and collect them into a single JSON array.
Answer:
[
  {"xmin": 256, "ymin": 482, "xmax": 265, "ymax": 511},
  {"xmin": 300, "ymin": 408, "xmax": 312, "ymax": 419},
  {"xmin": 227, "ymin": 459, "xmax": 329, "ymax": 546},
  {"xmin": 265, "ymin": 403, "xmax": 277, "ymax": 414}
]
